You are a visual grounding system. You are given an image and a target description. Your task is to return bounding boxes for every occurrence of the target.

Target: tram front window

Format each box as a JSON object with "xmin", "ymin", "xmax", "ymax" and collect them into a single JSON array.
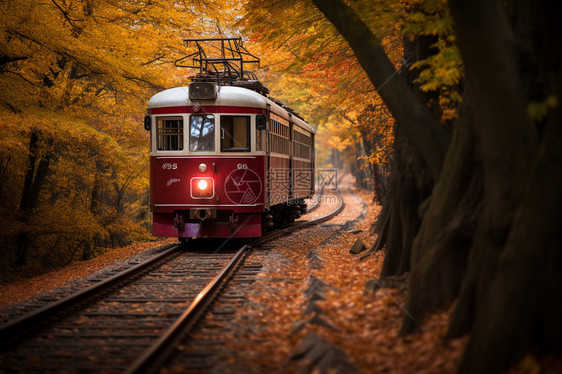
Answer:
[
  {"xmin": 156, "ymin": 117, "xmax": 183, "ymax": 151},
  {"xmin": 190, "ymin": 115, "xmax": 215, "ymax": 152},
  {"xmin": 221, "ymin": 116, "xmax": 250, "ymax": 152}
]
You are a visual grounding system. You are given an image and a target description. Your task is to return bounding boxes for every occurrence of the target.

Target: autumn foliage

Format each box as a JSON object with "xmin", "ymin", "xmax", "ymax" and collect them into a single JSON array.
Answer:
[
  {"xmin": 0, "ymin": 0, "xmax": 458, "ymax": 278},
  {"xmin": 244, "ymin": 0, "xmax": 562, "ymax": 372},
  {"xmin": 0, "ymin": 0, "xmax": 231, "ymax": 279},
  {"xmin": 241, "ymin": 0, "xmax": 461, "ymax": 201},
  {"xmin": 2, "ymin": 1, "xmax": 561, "ymax": 373}
]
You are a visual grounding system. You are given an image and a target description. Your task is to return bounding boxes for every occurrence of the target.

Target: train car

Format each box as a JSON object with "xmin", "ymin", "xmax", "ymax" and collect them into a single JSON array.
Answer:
[{"xmin": 144, "ymin": 80, "xmax": 315, "ymax": 240}]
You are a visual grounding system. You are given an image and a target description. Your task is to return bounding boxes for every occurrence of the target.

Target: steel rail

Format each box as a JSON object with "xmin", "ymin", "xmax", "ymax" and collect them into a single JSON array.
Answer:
[
  {"xmin": 125, "ymin": 244, "xmax": 251, "ymax": 374},
  {"xmin": 305, "ymin": 182, "xmax": 325, "ymax": 213},
  {"xmin": 254, "ymin": 187, "xmax": 344, "ymax": 246},
  {"xmin": 1, "ymin": 186, "xmax": 345, "ymax": 372},
  {"xmin": 126, "ymin": 187, "xmax": 345, "ymax": 374},
  {"xmin": 307, "ymin": 170, "xmax": 345, "ymax": 213},
  {"xmin": 0, "ymin": 243, "xmax": 182, "ymax": 345}
]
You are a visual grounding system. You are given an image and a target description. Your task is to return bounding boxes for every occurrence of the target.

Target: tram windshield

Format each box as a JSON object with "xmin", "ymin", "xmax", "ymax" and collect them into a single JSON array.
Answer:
[
  {"xmin": 190, "ymin": 114, "xmax": 215, "ymax": 152},
  {"xmin": 221, "ymin": 116, "xmax": 250, "ymax": 152}
]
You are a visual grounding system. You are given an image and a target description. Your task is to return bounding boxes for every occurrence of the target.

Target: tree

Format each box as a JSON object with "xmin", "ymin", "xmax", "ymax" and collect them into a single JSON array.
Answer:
[
  {"xmin": 241, "ymin": 0, "xmax": 400, "ymax": 195},
  {"xmin": 311, "ymin": 0, "xmax": 562, "ymax": 372},
  {"xmin": 0, "ymin": 0, "xmax": 240, "ymax": 276}
]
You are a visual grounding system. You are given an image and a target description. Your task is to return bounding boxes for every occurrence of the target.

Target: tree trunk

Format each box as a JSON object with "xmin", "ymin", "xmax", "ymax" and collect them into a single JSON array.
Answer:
[
  {"xmin": 452, "ymin": 1, "xmax": 562, "ymax": 370},
  {"xmin": 82, "ymin": 241, "xmax": 94, "ymax": 261},
  {"xmin": 400, "ymin": 98, "xmax": 481, "ymax": 333},
  {"xmin": 15, "ymin": 132, "xmax": 39, "ymax": 266},
  {"xmin": 379, "ymin": 23, "xmax": 440, "ymax": 278},
  {"xmin": 312, "ymin": 0, "xmax": 448, "ymax": 181},
  {"xmin": 457, "ymin": 70, "xmax": 562, "ymax": 372},
  {"xmin": 380, "ymin": 128, "xmax": 432, "ymax": 278},
  {"xmin": 15, "ymin": 132, "xmax": 52, "ymax": 266},
  {"xmin": 446, "ymin": 0, "xmax": 539, "ymax": 341},
  {"xmin": 372, "ymin": 163, "xmax": 388, "ymax": 205}
]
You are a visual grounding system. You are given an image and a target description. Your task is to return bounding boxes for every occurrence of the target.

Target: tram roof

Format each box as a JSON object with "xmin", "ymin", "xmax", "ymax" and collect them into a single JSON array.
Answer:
[{"xmin": 148, "ymin": 85, "xmax": 315, "ymax": 134}]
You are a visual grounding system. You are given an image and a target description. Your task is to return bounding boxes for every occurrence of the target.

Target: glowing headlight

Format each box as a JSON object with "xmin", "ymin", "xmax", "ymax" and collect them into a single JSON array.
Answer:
[
  {"xmin": 198, "ymin": 179, "xmax": 208, "ymax": 190},
  {"xmin": 191, "ymin": 177, "xmax": 213, "ymax": 198}
]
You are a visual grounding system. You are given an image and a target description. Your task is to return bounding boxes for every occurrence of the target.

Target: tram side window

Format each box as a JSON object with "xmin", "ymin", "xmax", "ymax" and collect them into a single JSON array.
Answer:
[
  {"xmin": 221, "ymin": 116, "xmax": 250, "ymax": 152},
  {"xmin": 157, "ymin": 117, "xmax": 183, "ymax": 151},
  {"xmin": 293, "ymin": 130, "xmax": 312, "ymax": 160},
  {"xmin": 190, "ymin": 114, "xmax": 215, "ymax": 152}
]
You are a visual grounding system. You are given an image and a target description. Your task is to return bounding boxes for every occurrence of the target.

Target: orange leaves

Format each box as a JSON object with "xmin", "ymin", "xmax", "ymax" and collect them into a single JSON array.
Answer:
[
  {"xmin": 214, "ymin": 186, "xmax": 467, "ymax": 372},
  {"xmin": 0, "ymin": 0, "xmax": 225, "ymax": 274},
  {"xmin": 242, "ymin": 0, "xmax": 401, "ymax": 173}
]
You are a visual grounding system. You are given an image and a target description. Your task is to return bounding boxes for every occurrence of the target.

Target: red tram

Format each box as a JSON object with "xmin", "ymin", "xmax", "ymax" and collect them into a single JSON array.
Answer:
[{"xmin": 145, "ymin": 69, "xmax": 315, "ymax": 240}]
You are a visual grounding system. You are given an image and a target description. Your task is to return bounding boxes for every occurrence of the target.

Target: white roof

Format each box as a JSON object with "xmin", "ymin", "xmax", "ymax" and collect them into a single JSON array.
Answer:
[{"xmin": 148, "ymin": 85, "xmax": 315, "ymax": 134}]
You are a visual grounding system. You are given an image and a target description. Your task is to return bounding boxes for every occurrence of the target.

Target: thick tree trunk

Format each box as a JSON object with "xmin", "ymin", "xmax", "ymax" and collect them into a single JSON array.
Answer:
[
  {"xmin": 380, "ymin": 128, "xmax": 432, "ymax": 278},
  {"xmin": 447, "ymin": 0, "xmax": 562, "ymax": 371},
  {"xmin": 400, "ymin": 99, "xmax": 481, "ymax": 333},
  {"xmin": 446, "ymin": 0, "xmax": 538, "ymax": 340},
  {"xmin": 453, "ymin": 0, "xmax": 562, "ymax": 368},
  {"xmin": 458, "ymin": 73, "xmax": 562, "ymax": 373}
]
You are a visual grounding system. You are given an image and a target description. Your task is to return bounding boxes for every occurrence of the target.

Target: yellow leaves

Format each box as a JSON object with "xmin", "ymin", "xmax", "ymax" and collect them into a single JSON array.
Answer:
[
  {"xmin": 405, "ymin": 12, "xmax": 454, "ymax": 37},
  {"xmin": 401, "ymin": 8, "xmax": 463, "ymax": 122},
  {"xmin": 528, "ymin": 94, "xmax": 558, "ymax": 121},
  {"xmin": 2, "ymin": 0, "xmax": 217, "ymax": 115},
  {"xmin": 411, "ymin": 43, "xmax": 462, "ymax": 90},
  {"xmin": 1, "ymin": 0, "xmax": 248, "ymax": 277}
]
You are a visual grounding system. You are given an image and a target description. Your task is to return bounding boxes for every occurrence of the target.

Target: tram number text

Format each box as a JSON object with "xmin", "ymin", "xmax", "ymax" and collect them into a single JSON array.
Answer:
[
  {"xmin": 162, "ymin": 163, "xmax": 178, "ymax": 170},
  {"xmin": 237, "ymin": 163, "xmax": 248, "ymax": 169}
]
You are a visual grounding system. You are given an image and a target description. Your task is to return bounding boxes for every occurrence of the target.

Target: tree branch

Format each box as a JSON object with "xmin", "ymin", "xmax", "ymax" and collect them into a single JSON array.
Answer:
[
  {"xmin": 122, "ymin": 75, "xmax": 165, "ymax": 91},
  {"xmin": 5, "ymin": 70, "xmax": 42, "ymax": 87},
  {"xmin": 50, "ymin": 0, "xmax": 80, "ymax": 33},
  {"xmin": 312, "ymin": 0, "xmax": 449, "ymax": 180},
  {"xmin": 141, "ymin": 54, "xmax": 165, "ymax": 66},
  {"xmin": 0, "ymin": 55, "xmax": 28, "ymax": 69}
]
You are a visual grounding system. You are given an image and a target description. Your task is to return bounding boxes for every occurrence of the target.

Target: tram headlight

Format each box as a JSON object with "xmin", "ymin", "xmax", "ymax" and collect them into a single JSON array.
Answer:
[
  {"xmin": 191, "ymin": 177, "xmax": 214, "ymax": 198},
  {"xmin": 198, "ymin": 179, "xmax": 208, "ymax": 191}
]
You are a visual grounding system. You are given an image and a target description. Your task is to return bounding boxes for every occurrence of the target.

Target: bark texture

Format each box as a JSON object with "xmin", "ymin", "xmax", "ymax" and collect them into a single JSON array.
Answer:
[
  {"xmin": 380, "ymin": 128, "xmax": 432, "ymax": 278},
  {"xmin": 400, "ymin": 96, "xmax": 480, "ymax": 334},
  {"xmin": 314, "ymin": 0, "xmax": 562, "ymax": 371}
]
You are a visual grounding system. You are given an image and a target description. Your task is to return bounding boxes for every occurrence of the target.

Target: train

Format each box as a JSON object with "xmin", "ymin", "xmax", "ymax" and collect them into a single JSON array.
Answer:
[{"xmin": 144, "ymin": 62, "xmax": 315, "ymax": 241}]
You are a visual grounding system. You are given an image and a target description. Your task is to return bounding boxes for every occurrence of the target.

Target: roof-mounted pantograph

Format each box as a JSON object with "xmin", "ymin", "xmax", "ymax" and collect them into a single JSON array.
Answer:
[{"xmin": 175, "ymin": 37, "xmax": 269, "ymax": 96}]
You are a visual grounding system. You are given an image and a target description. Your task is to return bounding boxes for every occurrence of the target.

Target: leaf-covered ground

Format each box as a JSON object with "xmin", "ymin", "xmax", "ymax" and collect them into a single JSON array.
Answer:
[
  {"xmin": 0, "ymin": 238, "xmax": 176, "ymax": 309},
  {"xmin": 215, "ymin": 185, "xmax": 468, "ymax": 373},
  {"xmin": 0, "ymin": 184, "xmax": 467, "ymax": 373}
]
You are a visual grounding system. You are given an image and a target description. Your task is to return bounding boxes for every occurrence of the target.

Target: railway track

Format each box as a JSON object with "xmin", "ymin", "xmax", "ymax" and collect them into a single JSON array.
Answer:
[{"xmin": 0, "ymin": 187, "xmax": 343, "ymax": 373}]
